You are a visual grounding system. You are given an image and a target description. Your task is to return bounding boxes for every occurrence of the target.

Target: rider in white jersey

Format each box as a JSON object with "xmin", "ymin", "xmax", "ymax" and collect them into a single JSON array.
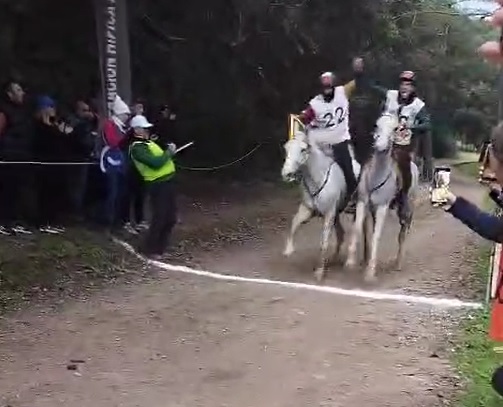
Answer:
[
  {"xmin": 365, "ymin": 70, "xmax": 431, "ymax": 215},
  {"xmin": 298, "ymin": 57, "xmax": 364, "ymax": 213}
]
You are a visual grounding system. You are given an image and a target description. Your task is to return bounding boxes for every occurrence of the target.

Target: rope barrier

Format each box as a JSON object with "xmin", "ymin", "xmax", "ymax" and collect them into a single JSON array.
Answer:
[
  {"xmin": 0, "ymin": 142, "xmax": 264, "ymax": 170},
  {"xmin": 0, "ymin": 161, "xmax": 98, "ymax": 166},
  {"xmin": 177, "ymin": 143, "xmax": 262, "ymax": 171}
]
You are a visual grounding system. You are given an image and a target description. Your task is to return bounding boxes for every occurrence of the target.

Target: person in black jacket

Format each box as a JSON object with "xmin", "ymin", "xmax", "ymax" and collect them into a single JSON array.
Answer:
[
  {"xmin": 32, "ymin": 95, "xmax": 73, "ymax": 234},
  {"xmin": 0, "ymin": 80, "xmax": 34, "ymax": 235},
  {"xmin": 66, "ymin": 100, "xmax": 98, "ymax": 221}
]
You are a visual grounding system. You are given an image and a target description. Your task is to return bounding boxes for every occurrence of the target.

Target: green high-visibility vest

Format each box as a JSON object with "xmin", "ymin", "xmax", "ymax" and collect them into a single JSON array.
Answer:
[{"xmin": 130, "ymin": 141, "xmax": 175, "ymax": 182}]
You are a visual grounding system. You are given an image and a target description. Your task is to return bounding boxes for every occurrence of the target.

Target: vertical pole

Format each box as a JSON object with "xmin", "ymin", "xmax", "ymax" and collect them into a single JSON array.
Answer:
[{"xmin": 94, "ymin": 0, "xmax": 132, "ymax": 116}]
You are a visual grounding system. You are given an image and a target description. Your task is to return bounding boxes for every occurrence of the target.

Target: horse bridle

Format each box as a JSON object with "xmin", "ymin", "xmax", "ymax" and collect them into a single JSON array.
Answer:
[{"xmin": 301, "ymin": 162, "xmax": 334, "ymax": 201}]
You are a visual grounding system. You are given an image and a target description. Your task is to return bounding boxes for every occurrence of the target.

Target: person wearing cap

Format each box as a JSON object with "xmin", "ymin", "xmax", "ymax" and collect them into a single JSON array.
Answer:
[
  {"xmin": 129, "ymin": 114, "xmax": 177, "ymax": 258},
  {"xmin": 361, "ymin": 70, "xmax": 431, "ymax": 218},
  {"xmin": 100, "ymin": 95, "xmax": 131, "ymax": 231},
  {"xmin": 297, "ymin": 57, "xmax": 364, "ymax": 214}
]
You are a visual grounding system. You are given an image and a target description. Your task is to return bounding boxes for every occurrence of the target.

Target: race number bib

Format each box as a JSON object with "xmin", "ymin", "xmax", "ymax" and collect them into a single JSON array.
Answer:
[
  {"xmin": 394, "ymin": 116, "xmax": 412, "ymax": 145},
  {"xmin": 321, "ymin": 107, "xmax": 344, "ymax": 128}
]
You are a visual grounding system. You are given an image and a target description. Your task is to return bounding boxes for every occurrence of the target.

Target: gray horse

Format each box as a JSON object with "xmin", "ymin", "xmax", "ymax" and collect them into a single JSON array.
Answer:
[
  {"xmin": 345, "ymin": 113, "xmax": 418, "ymax": 281},
  {"xmin": 281, "ymin": 130, "xmax": 360, "ymax": 281}
]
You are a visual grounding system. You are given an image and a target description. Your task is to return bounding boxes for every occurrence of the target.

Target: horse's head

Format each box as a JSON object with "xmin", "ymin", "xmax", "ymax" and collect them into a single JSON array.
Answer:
[
  {"xmin": 373, "ymin": 113, "xmax": 398, "ymax": 153},
  {"xmin": 281, "ymin": 131, "xmax": 310, "ymax": 182}
]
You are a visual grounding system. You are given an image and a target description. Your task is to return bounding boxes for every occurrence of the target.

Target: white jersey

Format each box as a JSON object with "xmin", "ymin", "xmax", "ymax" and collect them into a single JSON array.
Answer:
[
  {"xmin": 307, "ymin": 86, "xmax": 350, "ymax": 145},
  {"xmin": 384, "ymin": 90, "xmax": 425, "ymax": 146}
]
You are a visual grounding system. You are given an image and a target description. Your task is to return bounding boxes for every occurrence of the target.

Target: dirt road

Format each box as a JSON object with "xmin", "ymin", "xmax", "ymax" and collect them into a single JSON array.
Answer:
[{"xmin": 0, "ymin": 172, "xmax": 487, "ymax": 406}]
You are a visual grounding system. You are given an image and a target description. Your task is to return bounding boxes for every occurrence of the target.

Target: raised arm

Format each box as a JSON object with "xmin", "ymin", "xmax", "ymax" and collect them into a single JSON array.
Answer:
[{"xmin": 344, "ymin": 57, "xmax": 388, "ymax": 100}]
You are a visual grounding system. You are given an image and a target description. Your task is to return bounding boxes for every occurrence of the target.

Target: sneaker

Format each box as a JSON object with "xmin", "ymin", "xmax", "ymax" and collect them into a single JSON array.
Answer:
[
  {"xmin": 52, "ymin": 226, "xmax": 66, "ymax": 233},
  {"xmin": 0, "ymin": 226, "xmax": 11, "ymax": 236},
  {"xmin": 39, "ymin": 225, "xmax": 62, "ymax": 234},
  {"xmin": 136, "ymin": 221, "xmax": 149, "ymax": 231},
  {"xmin": 11, "ymin": 225, "xmax": 33, "ymax": 235},
  {"xmin": 124, "ymin": 223, "xmax": 139, "ymax": 235}
]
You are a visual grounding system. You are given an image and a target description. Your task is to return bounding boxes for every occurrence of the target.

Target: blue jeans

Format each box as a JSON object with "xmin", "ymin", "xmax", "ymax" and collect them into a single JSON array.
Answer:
[{"xmin": 104, "ymin": 170, "xmax": 126, "ymax": 228}]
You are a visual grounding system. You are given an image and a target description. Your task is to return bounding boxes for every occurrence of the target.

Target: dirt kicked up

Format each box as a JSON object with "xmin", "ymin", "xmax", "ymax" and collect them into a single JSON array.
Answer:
[{"xmin": 0, "ymin": 170, "xmax": 493, "ymax": 406}]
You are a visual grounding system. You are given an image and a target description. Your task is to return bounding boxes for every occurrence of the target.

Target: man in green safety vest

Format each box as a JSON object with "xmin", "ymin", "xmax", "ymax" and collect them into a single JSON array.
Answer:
[{"xmin": 129, "ymin": 114, "xmax": 177, "ymax": 259}]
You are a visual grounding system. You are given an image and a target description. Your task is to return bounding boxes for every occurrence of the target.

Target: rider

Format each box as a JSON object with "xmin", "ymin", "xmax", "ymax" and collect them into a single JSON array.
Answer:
[
  {"xmin": 364, "ymin": 70, "xmax": 431, "ymax": 214},
  {"xmin": 387, "ymin": 71, "xmax": 430, "ymax": 213},
  {"xmin": 297, "ymin": 58, "xmax": 364, "ymax": 213}
]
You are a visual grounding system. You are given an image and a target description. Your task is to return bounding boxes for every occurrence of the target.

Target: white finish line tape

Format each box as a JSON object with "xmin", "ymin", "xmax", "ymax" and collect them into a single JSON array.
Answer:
[{"xmin": 115, "ymin": 239, "xmax": 482, "ymax": 309}]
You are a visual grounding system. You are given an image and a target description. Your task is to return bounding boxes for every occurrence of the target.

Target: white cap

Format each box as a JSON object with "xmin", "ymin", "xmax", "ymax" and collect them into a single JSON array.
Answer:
[
  {"xmin": 130, "ymin": 114, "xmax": 153, "ymax": 128},
  {"xmin": 112, "ymin": 95, "xmax": 130, "ymax": 116}
]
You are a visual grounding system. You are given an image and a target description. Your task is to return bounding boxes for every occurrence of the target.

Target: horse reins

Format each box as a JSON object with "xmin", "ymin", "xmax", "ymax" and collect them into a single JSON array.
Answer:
[{"xmin": 301, "ymin": 162, "xmax": 334, "ymax": 205}]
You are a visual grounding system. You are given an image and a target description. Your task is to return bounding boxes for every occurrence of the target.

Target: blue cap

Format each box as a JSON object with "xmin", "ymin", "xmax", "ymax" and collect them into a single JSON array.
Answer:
[{"xmin": 37, "ymin": 95, "xmax": 55, "ymax": 110}]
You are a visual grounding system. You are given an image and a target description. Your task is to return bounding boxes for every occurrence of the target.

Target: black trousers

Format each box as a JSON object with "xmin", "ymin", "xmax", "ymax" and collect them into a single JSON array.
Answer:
[
  {"xmin": 0, "ymin": 164, "xmax": 35, "ymax": 226},
  {"xmin": 140, "ymin": 179, "xmax": 176, "ymax": 256},
  {"xmin": 332, "ymin": 140, "xmax": 358, "ymax": 197},
  {"xmin": 125, "ymin": 166, "xmax": 145, "ymax": 225},
  {"xmin": 36, "ymin": 166, "xmax": 65, "ymax": 226}
]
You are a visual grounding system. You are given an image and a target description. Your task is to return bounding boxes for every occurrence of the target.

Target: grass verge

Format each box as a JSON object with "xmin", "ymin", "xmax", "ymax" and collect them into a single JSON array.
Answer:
[
  {"xmin": 454, "ymin": 245, "xmax": 503, "ymax": 406},
  {"xmin": 0, "ymin": 228, "xmax": 142, "ymax": 312}
]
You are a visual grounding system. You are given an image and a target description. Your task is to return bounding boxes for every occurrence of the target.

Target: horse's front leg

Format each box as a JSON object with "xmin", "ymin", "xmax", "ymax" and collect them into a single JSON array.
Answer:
[
  {"xmin": 283, "ymin": 203, "xmax": 312, "ymax": 257},
  {"xmin": 314, "ymin": 208, "xmax": 336, "ymax": 282},
  {"xmin": 364, "ymin": 205, "xmax": 388, "ymax": 282},
  {"xmin": 334, "ymin": 215, "xmax": 345, "ymax": 260},
  {"xmin": 345, "ymin": 201, "xmax": 366, "ymax": 269},
  {"xmin": 396, "ymin": 206, "xmax": 413, "ymax": 270}
]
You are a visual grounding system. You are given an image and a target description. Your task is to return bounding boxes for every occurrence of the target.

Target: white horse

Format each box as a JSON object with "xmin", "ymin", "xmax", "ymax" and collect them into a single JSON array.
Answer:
[
  {"xmin": 281, "ymin": 130, "xmax": 360, "ymax": 281},
  {"xmin": 345, "ymin": 113, "xmax": 418, "ymax": 281}
]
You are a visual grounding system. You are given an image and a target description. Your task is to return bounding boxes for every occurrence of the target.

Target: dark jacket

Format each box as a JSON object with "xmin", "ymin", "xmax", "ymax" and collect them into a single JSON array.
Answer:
[
  {"xmin": 66, "ymin": 115, "xmax": 97, "ymax": 161},
  {"xmin": 448, "ymin": 196, "xmax": 503, "ymax": 242},
  {"xmin": 0, "ymin": 100, "xmax": 33, "ymax": 160},
  {"xmin": 33, "ymin": 120, "xmax": 70, "ymax": 162}
]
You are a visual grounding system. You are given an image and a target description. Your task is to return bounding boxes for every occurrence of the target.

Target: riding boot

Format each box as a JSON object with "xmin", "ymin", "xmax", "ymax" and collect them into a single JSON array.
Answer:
[
  {"xmin": 397, "ymin": 190, "xmax": 411, "ymax": 220},
  {"xmin": 332, "ymin": 141, "xmax": 358, "ymax": 215}
]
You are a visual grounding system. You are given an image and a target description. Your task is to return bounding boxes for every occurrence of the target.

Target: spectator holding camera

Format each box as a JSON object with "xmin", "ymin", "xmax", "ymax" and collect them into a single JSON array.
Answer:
[
  {"xmin": 33, "ymin": 95, "xmax": 73, "ymax": 234},
  {"xmin": 441, "ymin": 121, "xmax": 503, "ymax": 242},
  {"xmin": 66, "ymin": 100, "xmax": 99, "ymax": 220}
]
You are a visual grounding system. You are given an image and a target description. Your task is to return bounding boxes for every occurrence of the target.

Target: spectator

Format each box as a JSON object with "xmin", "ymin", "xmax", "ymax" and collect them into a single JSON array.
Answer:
[
  {"xmin": 153, "ymin": 104, "xmax": 177, "ymax": 148},
  {"xmin": 129, "ymin": 115, "xmax": 177, "ymax": 258},
  {"xmin": 0, "ymin": 79, "xmax": 34, "ymax": 235},
  {"xmin": 442, "ymin": 121, "xmax": 503, "ymax": 242},
  {"xmin": 132, "ymin": 99, "xmax": 145, "ymax": 116},
  {"xmin": 100, "ymin": 95, "xmax": 130, "ymax": 232},
  {"xmin": 66, "ymin": 100, "xmax": 99, "ymax": 220},
  {"xmin": 33, "ymin": 95, "xmax": 73, "ymax": 234},
  {"xmin": 124, "ymin": 125, "xmax": 147, "ymax": 233}
]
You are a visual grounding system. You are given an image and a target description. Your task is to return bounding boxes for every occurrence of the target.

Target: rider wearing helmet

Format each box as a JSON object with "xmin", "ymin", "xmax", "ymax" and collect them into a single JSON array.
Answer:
[
  {"xmin": 297, "ymin": 57, "xmax": 364, "ymax": 213},
  {"xmin": 362, "ymin": 70, "xmax": 431, "ymax": 216},
  {"xmin": 388, "ymin": 71, "xmax": 430, "ymax": 215}
]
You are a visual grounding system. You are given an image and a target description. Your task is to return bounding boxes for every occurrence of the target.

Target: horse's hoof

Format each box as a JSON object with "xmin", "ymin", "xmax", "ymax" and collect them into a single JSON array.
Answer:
[
  {"xmin": 283, "ymin": 244, "xmax": 294, "ymax": 257},
  {"xmin": 345, "ymin": 258, "xmax": 357, "ymax": 269},
  {"xmin": 364, "ymin": 268, "xmax": 377, "ymax": 283},
  {"xmin": 393, "ymin": 258, "xmax": 403, "ymax": 271},
  {"xmin": 314, "ymin": 268, "xmax": 325, "ymax": 282}
]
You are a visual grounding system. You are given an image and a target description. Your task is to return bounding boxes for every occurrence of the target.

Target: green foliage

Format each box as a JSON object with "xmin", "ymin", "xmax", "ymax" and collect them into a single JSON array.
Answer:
[
  {"xmin": 432, "ymin": 127, "xmax": 458, "ymax": 158},
  {"xmin": 0, "ymin": 0, "xmax": 498, "ymax": 170}
]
